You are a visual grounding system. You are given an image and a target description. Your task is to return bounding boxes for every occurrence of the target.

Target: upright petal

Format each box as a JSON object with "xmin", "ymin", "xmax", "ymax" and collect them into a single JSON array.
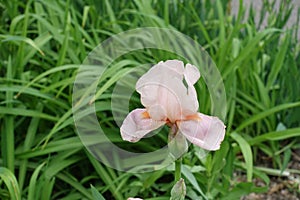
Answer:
[
  {"xmin": 178, "ymin": 113, "xmax": 226, "ymax": 151},
  {"xmin": 184, "ymin": 63, "xmax": 200, "ymax": 112},
  {"xmin": 120, "ymin": 109, "xmax": 165, "ymax": 142},
  {"xmin": 163, "ymin": 60, "xmax": 185, "ymax": 75},
  {"xmin": 184, "ymin": 63, "xmax": 200, "ymax": 85},
  {"xmin": 136, "ymin": 60, "xmax": 184, "ymax": 93},
  {"xmin": 136, "ymin": 60, "xmax": 200, "ymax": 122},
  {"xmin": 136, "ymin": 60, "xmax": 185, "ymax": 110},
  {"xmin": 136, "ymin": 82, "xmax": 184, "ymax": 122}
]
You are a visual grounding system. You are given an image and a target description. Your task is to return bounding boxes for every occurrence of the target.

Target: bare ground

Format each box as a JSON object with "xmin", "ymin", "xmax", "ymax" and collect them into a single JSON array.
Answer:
[{"xmin": 241, "ymin": 149, "xmax": 300, "ymax": 200}]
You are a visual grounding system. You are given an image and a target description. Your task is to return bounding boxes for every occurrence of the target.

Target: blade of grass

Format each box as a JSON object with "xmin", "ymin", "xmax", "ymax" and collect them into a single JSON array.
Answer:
[
  {"xmin": 266, "ymin": 34, "xmax": 290, "ymax": 90},
  {"xmin": 2, "ymin": 56, "xmax": 14, "ymax": 173},
  {"xmin": 0, "ymin": 167, "xmax": 21, "ymax": 200},
  {"xmin": 91, "ymin": 185, "xmax": 106, "ymax": 200},
  {"xmin": 182, "ymin": 165, "xmax": 207, "ymax": 199},
  {"xmin": 15, "ymin": 0, "xmax": 31, "ymax": 77},
  {"xmin": 27, "ymin": 162, "xmax": 46, "ymax": 200},
  {"xmin": 0, "ymin": 106, "xmax": 58, "ymax": 121},
  {"xmin": 1, "ymin": 35, "xmax": 45, "ymax": 56},
  {"xmin": 15, "ymin": 64, "xmax": 79, "ymax": 98},
  {"xmin": 104, "ymin": 0, "xmax": 122, "ymax": 32},
  {"xmin": 236, "ymin": 101, "xmax": 300, "ymax": 132},
  {"xmin": 248, "ymin": 127, "xmax": 300, "ymax": 145},
  {"xmin": 216, "ymin": 0, "xmax": 226, "ymax": 68},
  {"xmin": 40, "ymin": 176, "xmax": 55, "ymax": 200},
  {"xmin": 56, "ymin": 1, "xmax": 70, "ymax": 66},
  {"xmin": 231, "ymin": 132, "xmax": 253, "ymax": 181},
  {"xmin": 56, "ymin": 173, "xmax": 93, "ymax": 199},
  {"xmin": 222, "ymin": 28, "xmax": 281, "ymax": 79},
  {"xmin": 87, "ymin": 152, "xmax": 123, "ymax": 200},
  {"xmin": 18, "ymin": 103, "xmax": 43, "ymax": 191}
]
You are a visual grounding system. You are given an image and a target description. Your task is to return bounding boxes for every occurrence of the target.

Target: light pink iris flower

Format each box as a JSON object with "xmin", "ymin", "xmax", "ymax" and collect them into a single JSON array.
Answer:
[{"xmin": 120, "ymin": 60, "xmax": 226, "ymax": 151}]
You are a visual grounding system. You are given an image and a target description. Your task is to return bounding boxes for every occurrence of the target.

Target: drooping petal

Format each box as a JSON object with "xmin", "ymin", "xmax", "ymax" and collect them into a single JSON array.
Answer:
[
  {"xmin": 136, "ymin": 60, "xmax": 200, "ymax": 122},
  {"xmin": 120, "ymin": 109, "xmax": 165, "ymax": 142},
  {"xmin": 178, "ymin": 113, "xmax": 226, "ymax": 151}
]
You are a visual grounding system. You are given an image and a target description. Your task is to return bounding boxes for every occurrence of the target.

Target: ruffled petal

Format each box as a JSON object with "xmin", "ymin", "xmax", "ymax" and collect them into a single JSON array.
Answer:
[
  {"xmin": 120, "ymin": 109, "xmax": 165, "ymax": 142},
  {"xmin": 178, "ymin": 113, "xmax": 226, "ymax": 151},
  {"xmin": 136, "ymin": 60, "xmax": 200, "ymax": 122},
  {"xmin": 163, "ymin": 60, "xmax": 185, "ymax": 75}
]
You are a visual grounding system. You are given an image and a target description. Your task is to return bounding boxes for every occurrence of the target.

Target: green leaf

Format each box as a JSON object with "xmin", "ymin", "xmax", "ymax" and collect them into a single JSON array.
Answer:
[
  {"xmin": 266, "ymin": 34, "xmax": 290, "ymax": 89},
  {"xmin": 0, "ymin": 167, "xmax": 21, "ymax": 200},
  {"xmin": 0, "ymin": 35, "xmax": 45, "ymax": 56},
  {"xmin": 281, "ymin": 148, "xmax": 292, "ymax": 174},
  {"xmin": 0, "ymin": 106, "xmax": 58, "ymax": 121},
  {"xmin": 236, "ymin": 102, "xmax": 300, "ymax": 132},
  {"xmin": 249, "ymin": 127, "xmax": 300, "ymax": 145},
  {"xmin": 231, "ymin": 132, "xmax": 253, "ymax": 181},
  {"xmin": 222, "ymin": 28, "xmax": 281, "ymax": 79},
  {"xmin": 91, "ymin": 185, "xmax": 106, "ymax": 200},
  {"xmin": 28, "ymin": 162, "xmax": 46, "ymax": 200},
  {"xmin": 182, "ymin": 165, "xmax": 207, "ymax": 200},
  {"xmin": 221, "ymin": 182, "xmax": 266, "ymax": 200}
]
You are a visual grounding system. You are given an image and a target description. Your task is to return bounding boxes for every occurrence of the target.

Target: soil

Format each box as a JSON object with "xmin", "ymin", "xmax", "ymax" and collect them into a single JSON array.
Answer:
[{"xmin": 241, "ymin": 149, "xmax": 300, "ymax": 200}]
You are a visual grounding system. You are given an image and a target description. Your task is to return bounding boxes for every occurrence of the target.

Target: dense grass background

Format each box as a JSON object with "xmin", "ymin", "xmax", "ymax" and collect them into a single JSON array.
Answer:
[{"xmin": 0, "ymin": 0, "xmax": 299, "ymax": 199}]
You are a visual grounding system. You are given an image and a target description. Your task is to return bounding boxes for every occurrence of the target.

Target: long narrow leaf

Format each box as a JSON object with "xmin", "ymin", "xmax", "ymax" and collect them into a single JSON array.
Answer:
[{"xmin": 0, "ymin": 167, "xmax": 21, "ymax": 200}]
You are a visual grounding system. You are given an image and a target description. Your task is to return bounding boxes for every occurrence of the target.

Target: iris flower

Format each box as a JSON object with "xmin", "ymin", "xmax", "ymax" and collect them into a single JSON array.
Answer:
[{"xmin": 120, "ymin": 60, "xmax": 225, "ymax": 151}]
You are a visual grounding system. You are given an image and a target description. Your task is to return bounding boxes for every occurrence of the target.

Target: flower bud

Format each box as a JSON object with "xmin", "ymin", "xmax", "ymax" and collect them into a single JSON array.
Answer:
[{"xmin": 170, "ymin": 178, "xmax": 186, "ymax": 200}]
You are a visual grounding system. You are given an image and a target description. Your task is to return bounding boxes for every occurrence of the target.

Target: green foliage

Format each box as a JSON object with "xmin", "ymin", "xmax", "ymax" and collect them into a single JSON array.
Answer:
[
  {"xmin": 91, "ymin": 185, "xmax": 106, "ymax": 200},
  {"xmin": 0, "ymin": 0, "xmax": 299, "ymax": 199},
  {"xmin": 0, "ymin": 167, "xmax": 21, "ymax": 200}
]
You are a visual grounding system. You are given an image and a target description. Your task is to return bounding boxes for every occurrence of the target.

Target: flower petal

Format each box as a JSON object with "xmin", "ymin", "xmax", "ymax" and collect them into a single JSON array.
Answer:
[
  {"xmin": 163, "ymin": 60, "xmax": 185, "ymax": 75},
  {"xmin": 147, "ymin": 104, "xmax": 167, "ymax": 121},
  {"xmin": 136, "ymin": 60, "xmax": 199, "ymax": 122},
  {"xmin": 184, "ymin": 63, "xmax": 200, "ymax": 85},
  {"xmin": 178, "ymin": 113, "xmax": 226, "ymax": 151},
  {"xmin": 120, "ymin": 109, "xmax": 165, "ymax": 142},
  {"xmin": 184, "ymin": 63, "xmax": 200, "ymax": 112}
]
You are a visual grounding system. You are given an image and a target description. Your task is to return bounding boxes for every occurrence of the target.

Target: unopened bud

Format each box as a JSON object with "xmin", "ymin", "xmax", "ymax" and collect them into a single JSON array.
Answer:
[{"xmin": 170, "ymin": 178, "xmax": 186, "ymax": 200}]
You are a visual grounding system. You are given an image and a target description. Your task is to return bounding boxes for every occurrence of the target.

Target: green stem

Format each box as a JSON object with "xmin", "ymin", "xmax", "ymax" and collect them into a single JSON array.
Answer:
[{"xmin": 175, "ymin": 158, "xmax": 182, "ymax": 182}]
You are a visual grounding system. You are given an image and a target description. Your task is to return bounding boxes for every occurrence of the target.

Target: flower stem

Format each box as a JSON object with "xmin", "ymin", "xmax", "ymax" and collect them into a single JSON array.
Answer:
[{"xmin": 175, "ymin": 157, "xmax": 182, "ymax": 182}]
